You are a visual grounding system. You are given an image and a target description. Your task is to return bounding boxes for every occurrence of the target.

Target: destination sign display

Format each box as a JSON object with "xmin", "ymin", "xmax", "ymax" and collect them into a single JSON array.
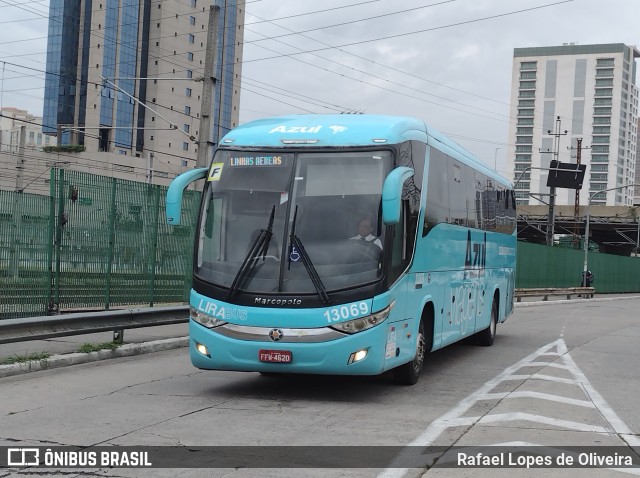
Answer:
[{"xmin": 228, "ymin": 155, "xmax": 285, "ymax": 167}]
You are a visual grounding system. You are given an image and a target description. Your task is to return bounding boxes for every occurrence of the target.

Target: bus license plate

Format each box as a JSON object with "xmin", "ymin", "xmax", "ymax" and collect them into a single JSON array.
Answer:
[{"xmin": 259, "ymin": 350, "xmax": 292, "ymax": 363}]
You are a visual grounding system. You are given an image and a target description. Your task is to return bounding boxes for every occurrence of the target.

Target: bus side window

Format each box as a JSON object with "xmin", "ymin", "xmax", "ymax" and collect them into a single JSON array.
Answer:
[
  {"xmin": 204, "ymin": 197, "xmax": 214, "ymax": 238},
  {"xmin": 389, "ymin": 200, "xmax": 408, "ymax": 283},
  {"xmin": 423, "ymin": 148, "xmax": 449, "ymax": 236},
  {"xmin": 390, "ymin": 179, "xmax": 419, "ymax": 282}
]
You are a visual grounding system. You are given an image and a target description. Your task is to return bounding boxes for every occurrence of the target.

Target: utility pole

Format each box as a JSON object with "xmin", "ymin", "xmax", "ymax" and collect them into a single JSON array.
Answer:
[
  {"xmin": 573, "ymin": 139, "xmax": 582, "ymax": 249},
  {"xmin": 15, "ymin": 125, "xmax": 26, "ymax": 192},
  {"xmin": 146, "ymin": 152, "xmax": 154, "ymax": 184},
  {"xmin": 569, "ymin": 138, "xmax": 590, "ymax": 249},
  {"xmin": 544, "ymin": 116, "xmax": 568, "ymax": 247},
  {"xmin": 196, "ymin": 5, "xmax": 219, "ymax": 169},
  {"xmin": 10, "ymin": 125, "xmax": 26, "ymax": 277}
]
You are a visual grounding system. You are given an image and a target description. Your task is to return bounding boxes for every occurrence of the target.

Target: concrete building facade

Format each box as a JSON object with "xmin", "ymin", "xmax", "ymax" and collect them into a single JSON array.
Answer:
[
  {"xmin": 41, "ymin": 0, "xmax": 245, "ymax": 186},
  {"xmin": 1, "ymin": 108, "xmax": 58, "ymax": 153},
  {"xmin": 507, "ymin": 43, "xmax": 639, "ymax": 207},
  {"xmin": 636, "ymin": 117, "xmax": 640, "ymax": 205}
]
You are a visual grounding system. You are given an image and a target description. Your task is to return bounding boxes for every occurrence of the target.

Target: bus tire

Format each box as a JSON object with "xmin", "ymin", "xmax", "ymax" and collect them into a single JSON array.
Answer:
[
  {"xmin": 477, "ymin": 298, "xmax": 498, "ymax": 346},
  {"xmin": 394, "ymin": 319, "xmax": 427, "ymax": 386}
]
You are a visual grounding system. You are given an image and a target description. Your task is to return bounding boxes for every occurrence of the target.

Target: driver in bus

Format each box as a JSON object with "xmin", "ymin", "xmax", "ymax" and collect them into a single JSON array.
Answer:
[{"xmin": 350, "ymin": 217, "xmax": 382, "ymax": 250}]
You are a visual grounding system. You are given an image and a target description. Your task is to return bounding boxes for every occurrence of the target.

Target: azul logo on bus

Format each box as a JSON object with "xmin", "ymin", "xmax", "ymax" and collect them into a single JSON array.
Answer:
[
  {"xmin": 197, "ymin": 299, "xmax": 247, "ymax": 321},
  {"xmin": 269, "ymin": 126, "xmax": 322, "ymax": 134},
  {"xmin": 465, "ymin": 230, "xmax": 486, "ymax": 271},
  {"xmin": 268, "ymin": 125, "xmax": 348, "ymax": 134}
]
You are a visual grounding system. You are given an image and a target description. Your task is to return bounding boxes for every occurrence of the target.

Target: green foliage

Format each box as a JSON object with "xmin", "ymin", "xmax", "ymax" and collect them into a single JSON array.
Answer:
[
  {"xmin": 42, "ymin": 145, "xmax": 86, "ymax": 153},
  {"xmin": 78, "ymin": 342, "xmax": 121, "ymax": 353},
  {"xmin": 172, "ymin": 225, "xmax": 191, "ymax": 236},
  {"xmin": 0, "ymin": 352, "xmax": 50, "ymax": 365},
  {"xmin": 115, "ymin": 218, "xmax": 143, "ymax": 231}
]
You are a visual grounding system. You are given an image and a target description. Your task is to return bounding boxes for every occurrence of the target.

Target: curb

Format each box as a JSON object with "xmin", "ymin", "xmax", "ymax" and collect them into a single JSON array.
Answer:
[
  {"xmin": 514, "ymin": 295, "xmax": 640, "ymax": 307},
  {"xmin": 0, "ymin": 336, "xmax": 189, "ymax": 379}
]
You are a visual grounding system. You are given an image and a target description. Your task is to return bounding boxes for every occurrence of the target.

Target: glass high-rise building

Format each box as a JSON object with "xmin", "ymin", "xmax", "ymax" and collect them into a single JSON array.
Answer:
[
  {"xmin": 507, "ymin": 43, "xmax": 639, "ymax": 206},
  {"xmin": 43, "ymin": 0, "xmax": 245, "ymax": 170}
]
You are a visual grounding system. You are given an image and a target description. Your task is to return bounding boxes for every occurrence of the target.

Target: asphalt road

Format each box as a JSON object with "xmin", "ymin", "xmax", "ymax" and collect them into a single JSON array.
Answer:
[{"xmin": 1, "ymin": 297, "xmax": 639, "ymax": 477}]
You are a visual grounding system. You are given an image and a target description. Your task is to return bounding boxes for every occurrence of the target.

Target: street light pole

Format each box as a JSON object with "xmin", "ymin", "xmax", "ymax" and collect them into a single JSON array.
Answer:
[
  {"xmin": 582, "ymin": 184, "xmax": 640, "ymax": 284},
  {"xmin": 636, "ymin": 210, "xmax": 640, "ymax": 257},
  {"xmin": 637, "ymin": 211, "xmax": 640, "ymax": 256}
]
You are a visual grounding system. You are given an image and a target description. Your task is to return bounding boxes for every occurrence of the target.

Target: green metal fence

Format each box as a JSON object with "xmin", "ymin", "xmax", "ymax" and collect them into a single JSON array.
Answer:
[
  {"xmin": 0, "ymin": 189, "xmax": 52, "ymax": 318},
  {"xmin": 3, "ymin": 168, "xmax": 640, "ymax": 320},
  {"xmin": 1, "ymin": 169, "xmax": 200, "ymax": 319},
  {"xmin": 516, "ymin": 241, "xmax": 640, "ymax": 293}
]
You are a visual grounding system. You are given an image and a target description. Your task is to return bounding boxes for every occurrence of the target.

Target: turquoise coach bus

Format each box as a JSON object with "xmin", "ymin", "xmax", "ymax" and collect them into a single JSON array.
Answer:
[{"xmin": 166, "ymin": 115, "xmax": 517, "ymax": 385}]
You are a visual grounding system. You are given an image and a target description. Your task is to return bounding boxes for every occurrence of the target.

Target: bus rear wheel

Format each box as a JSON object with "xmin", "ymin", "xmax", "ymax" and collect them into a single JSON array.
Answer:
[
  {"xmin": 477, "ymin": 298, "xmax": 498, "ymax": 346},
  {"xmin": 394, "ymin": 320, "xmax": 426, "ymax": 386}
]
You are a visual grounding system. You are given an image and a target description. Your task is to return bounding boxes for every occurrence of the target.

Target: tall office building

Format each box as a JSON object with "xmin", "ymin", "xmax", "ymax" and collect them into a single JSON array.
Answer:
[
  {"xmin": 636, "ymin": 117, "xmax": 640, "ymax": 205},
  {"xmin": 42, "ymin": 0, "xmax": 245, "ymax": 178},
  {"xmin": 507, "ymin": 43, "xmax": 639, "ymax": 207}
]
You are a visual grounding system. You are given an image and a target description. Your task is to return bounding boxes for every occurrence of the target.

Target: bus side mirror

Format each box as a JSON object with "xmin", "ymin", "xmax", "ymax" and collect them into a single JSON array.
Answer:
[
  {"xmin": 166, "ymin": 167, "xmax": 208, "ymax": 225},
  {"xmin": 382, "ymin": 167, "xmax": 414, "ymax": 225}
]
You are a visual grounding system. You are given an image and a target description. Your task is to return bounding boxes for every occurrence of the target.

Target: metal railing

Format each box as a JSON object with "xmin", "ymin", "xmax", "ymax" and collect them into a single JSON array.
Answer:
[
  {"xmin": 515, "ymin": 287, "xmax": 595, "ymax": 302},
  {"xmin": 0, "ymin": 305, "xmax": 189, "ymax": 344}
]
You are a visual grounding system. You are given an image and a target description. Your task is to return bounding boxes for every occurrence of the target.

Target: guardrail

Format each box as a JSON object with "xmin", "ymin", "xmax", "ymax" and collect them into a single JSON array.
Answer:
[
  {"xmin": 515, "ymin": 287, "xmax": 595, "ymax": 302},
  {"xmin": 0, "ymin": 306, "xmax": 189, "ymax": 345},
  {"xmin": 0, "ymin": 288, "xmax": 597, "ymax": 345}
]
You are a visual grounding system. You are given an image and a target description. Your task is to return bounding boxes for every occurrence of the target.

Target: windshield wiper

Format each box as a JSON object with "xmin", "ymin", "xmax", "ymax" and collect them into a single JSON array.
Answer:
[
  {"xmin": 288, "ymin": 206, "xmax": 330, "ymax": 304},
  {"xmin": 227, "ymin": 205, "xmax": 275, "ymax": 300}
]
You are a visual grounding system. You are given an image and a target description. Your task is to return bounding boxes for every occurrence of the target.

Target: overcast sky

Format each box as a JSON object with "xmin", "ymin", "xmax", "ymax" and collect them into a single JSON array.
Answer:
[{"xmin": 1, "ymin": 0, "xmax": 638, "ymax": 175}]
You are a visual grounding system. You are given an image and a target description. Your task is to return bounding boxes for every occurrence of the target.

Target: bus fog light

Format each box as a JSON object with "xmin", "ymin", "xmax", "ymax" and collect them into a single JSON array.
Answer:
[
  {"xmin": 348, "ymin": 349, "xmax": 368, "ymax": 364},
  {"xmin": 195, "ymin": 342, "xmax": 210, "ymax": 358}
]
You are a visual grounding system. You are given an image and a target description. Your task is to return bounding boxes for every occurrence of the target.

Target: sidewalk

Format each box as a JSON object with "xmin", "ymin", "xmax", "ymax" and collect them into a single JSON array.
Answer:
[{"xmin": 0, "ymin": 323, "xmax": 189, "ymax": 379}]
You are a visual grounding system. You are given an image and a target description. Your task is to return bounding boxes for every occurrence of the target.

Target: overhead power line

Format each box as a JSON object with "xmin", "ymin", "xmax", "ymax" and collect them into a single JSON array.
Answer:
[{"xmin": 237, "ymin": 0, "xmax": 575, "ymax": 65}]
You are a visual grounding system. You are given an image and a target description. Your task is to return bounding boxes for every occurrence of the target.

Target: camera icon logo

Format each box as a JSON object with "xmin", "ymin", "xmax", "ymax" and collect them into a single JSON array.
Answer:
[{"xmin": 7, "ymin": 448, "xmax": 40, "ymax": 466}]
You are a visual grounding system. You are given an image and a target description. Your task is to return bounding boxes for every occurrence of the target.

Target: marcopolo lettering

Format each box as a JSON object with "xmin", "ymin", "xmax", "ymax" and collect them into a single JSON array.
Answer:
[{"xmin": 254, "ymin": 297, "xmax": 302, "ymax": 306}]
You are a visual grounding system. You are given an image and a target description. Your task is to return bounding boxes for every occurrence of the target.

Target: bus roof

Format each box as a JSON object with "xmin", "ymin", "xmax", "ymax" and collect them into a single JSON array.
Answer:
[{"xmin": 220, "ymin": 114, "xmax": 511, "ymax": 187}]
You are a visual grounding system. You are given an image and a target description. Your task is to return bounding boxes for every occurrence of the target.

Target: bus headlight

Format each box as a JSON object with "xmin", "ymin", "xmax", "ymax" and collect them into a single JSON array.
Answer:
[
  {"xmin": 190, "ymin": 306, "xmax": 227, "ymax": 329},
  {"xmin": 330, "ymin": 302, "xmax": 394, "ymax": 334}
]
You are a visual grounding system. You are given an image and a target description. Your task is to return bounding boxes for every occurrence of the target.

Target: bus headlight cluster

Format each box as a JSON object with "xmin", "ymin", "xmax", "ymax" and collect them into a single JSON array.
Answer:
[
  {"xmin": 330, "ymin": 302, "xmax": 394, "ymax": 334},
  {"xmin": 190, "ymin": 306, "xmax": 227, "ymax": 329}
]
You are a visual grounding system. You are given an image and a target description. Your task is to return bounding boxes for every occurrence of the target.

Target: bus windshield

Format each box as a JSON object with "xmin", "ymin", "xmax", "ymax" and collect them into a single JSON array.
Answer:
[{"xmin": 196, "ymin": 149, "xmax": 392, "ymax": 295}]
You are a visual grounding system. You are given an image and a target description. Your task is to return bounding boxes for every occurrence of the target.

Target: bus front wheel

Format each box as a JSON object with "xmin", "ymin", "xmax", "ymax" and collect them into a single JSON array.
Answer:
[
  {"xmin": 394, "ymin": 319, "xmax": 426, "ymax": 386},
  {"xmin": 477, "ymin": 298, "xmax": 498, "ymax": 346}
]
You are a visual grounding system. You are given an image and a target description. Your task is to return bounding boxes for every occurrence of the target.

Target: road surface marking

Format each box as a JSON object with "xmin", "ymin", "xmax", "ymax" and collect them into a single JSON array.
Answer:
[{"xmin": 378, "ymin": 339, "xmax": 639, "ymax": 478}]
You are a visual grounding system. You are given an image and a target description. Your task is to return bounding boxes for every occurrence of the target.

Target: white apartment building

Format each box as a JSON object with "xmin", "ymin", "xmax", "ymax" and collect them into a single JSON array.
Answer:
[
  {"xmin": 0, "ymin": 107, "xmax": 57, "ymax": 153},
  {"xmin": 507, "ymin": 43, "xmax": 639, "ymax": 207}
]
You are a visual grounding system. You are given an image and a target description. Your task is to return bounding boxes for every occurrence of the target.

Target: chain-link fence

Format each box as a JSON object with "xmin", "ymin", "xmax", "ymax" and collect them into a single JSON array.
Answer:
[{"xmin": 1, "ymin": 169, "xmax": 199, "ymax": 319}]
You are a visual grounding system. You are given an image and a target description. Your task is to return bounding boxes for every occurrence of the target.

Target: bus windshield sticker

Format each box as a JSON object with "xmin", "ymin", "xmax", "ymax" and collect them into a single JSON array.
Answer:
[
  {"xmin": 228, "ymin": 155, "xmax": 285, "ymax": 167},
  {"xmin": 208, "ymin": 162, "xmax": 224, "ymax": 181}
]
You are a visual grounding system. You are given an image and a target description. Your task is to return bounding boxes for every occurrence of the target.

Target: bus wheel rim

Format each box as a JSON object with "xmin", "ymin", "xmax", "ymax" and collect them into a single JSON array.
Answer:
[
  {"xmin": 414, "ymin": 330, "xmax": 426, "ymax": 373},
  {"xmin": 491, "ymin": 304, "xmax": 497, "ymax": 337}
]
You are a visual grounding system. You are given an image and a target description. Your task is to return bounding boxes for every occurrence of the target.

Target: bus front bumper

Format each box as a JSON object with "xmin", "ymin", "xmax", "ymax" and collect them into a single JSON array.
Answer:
[{"xmin": 189, "ymin": 319, "xmax": 390, "ymax": 376}]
